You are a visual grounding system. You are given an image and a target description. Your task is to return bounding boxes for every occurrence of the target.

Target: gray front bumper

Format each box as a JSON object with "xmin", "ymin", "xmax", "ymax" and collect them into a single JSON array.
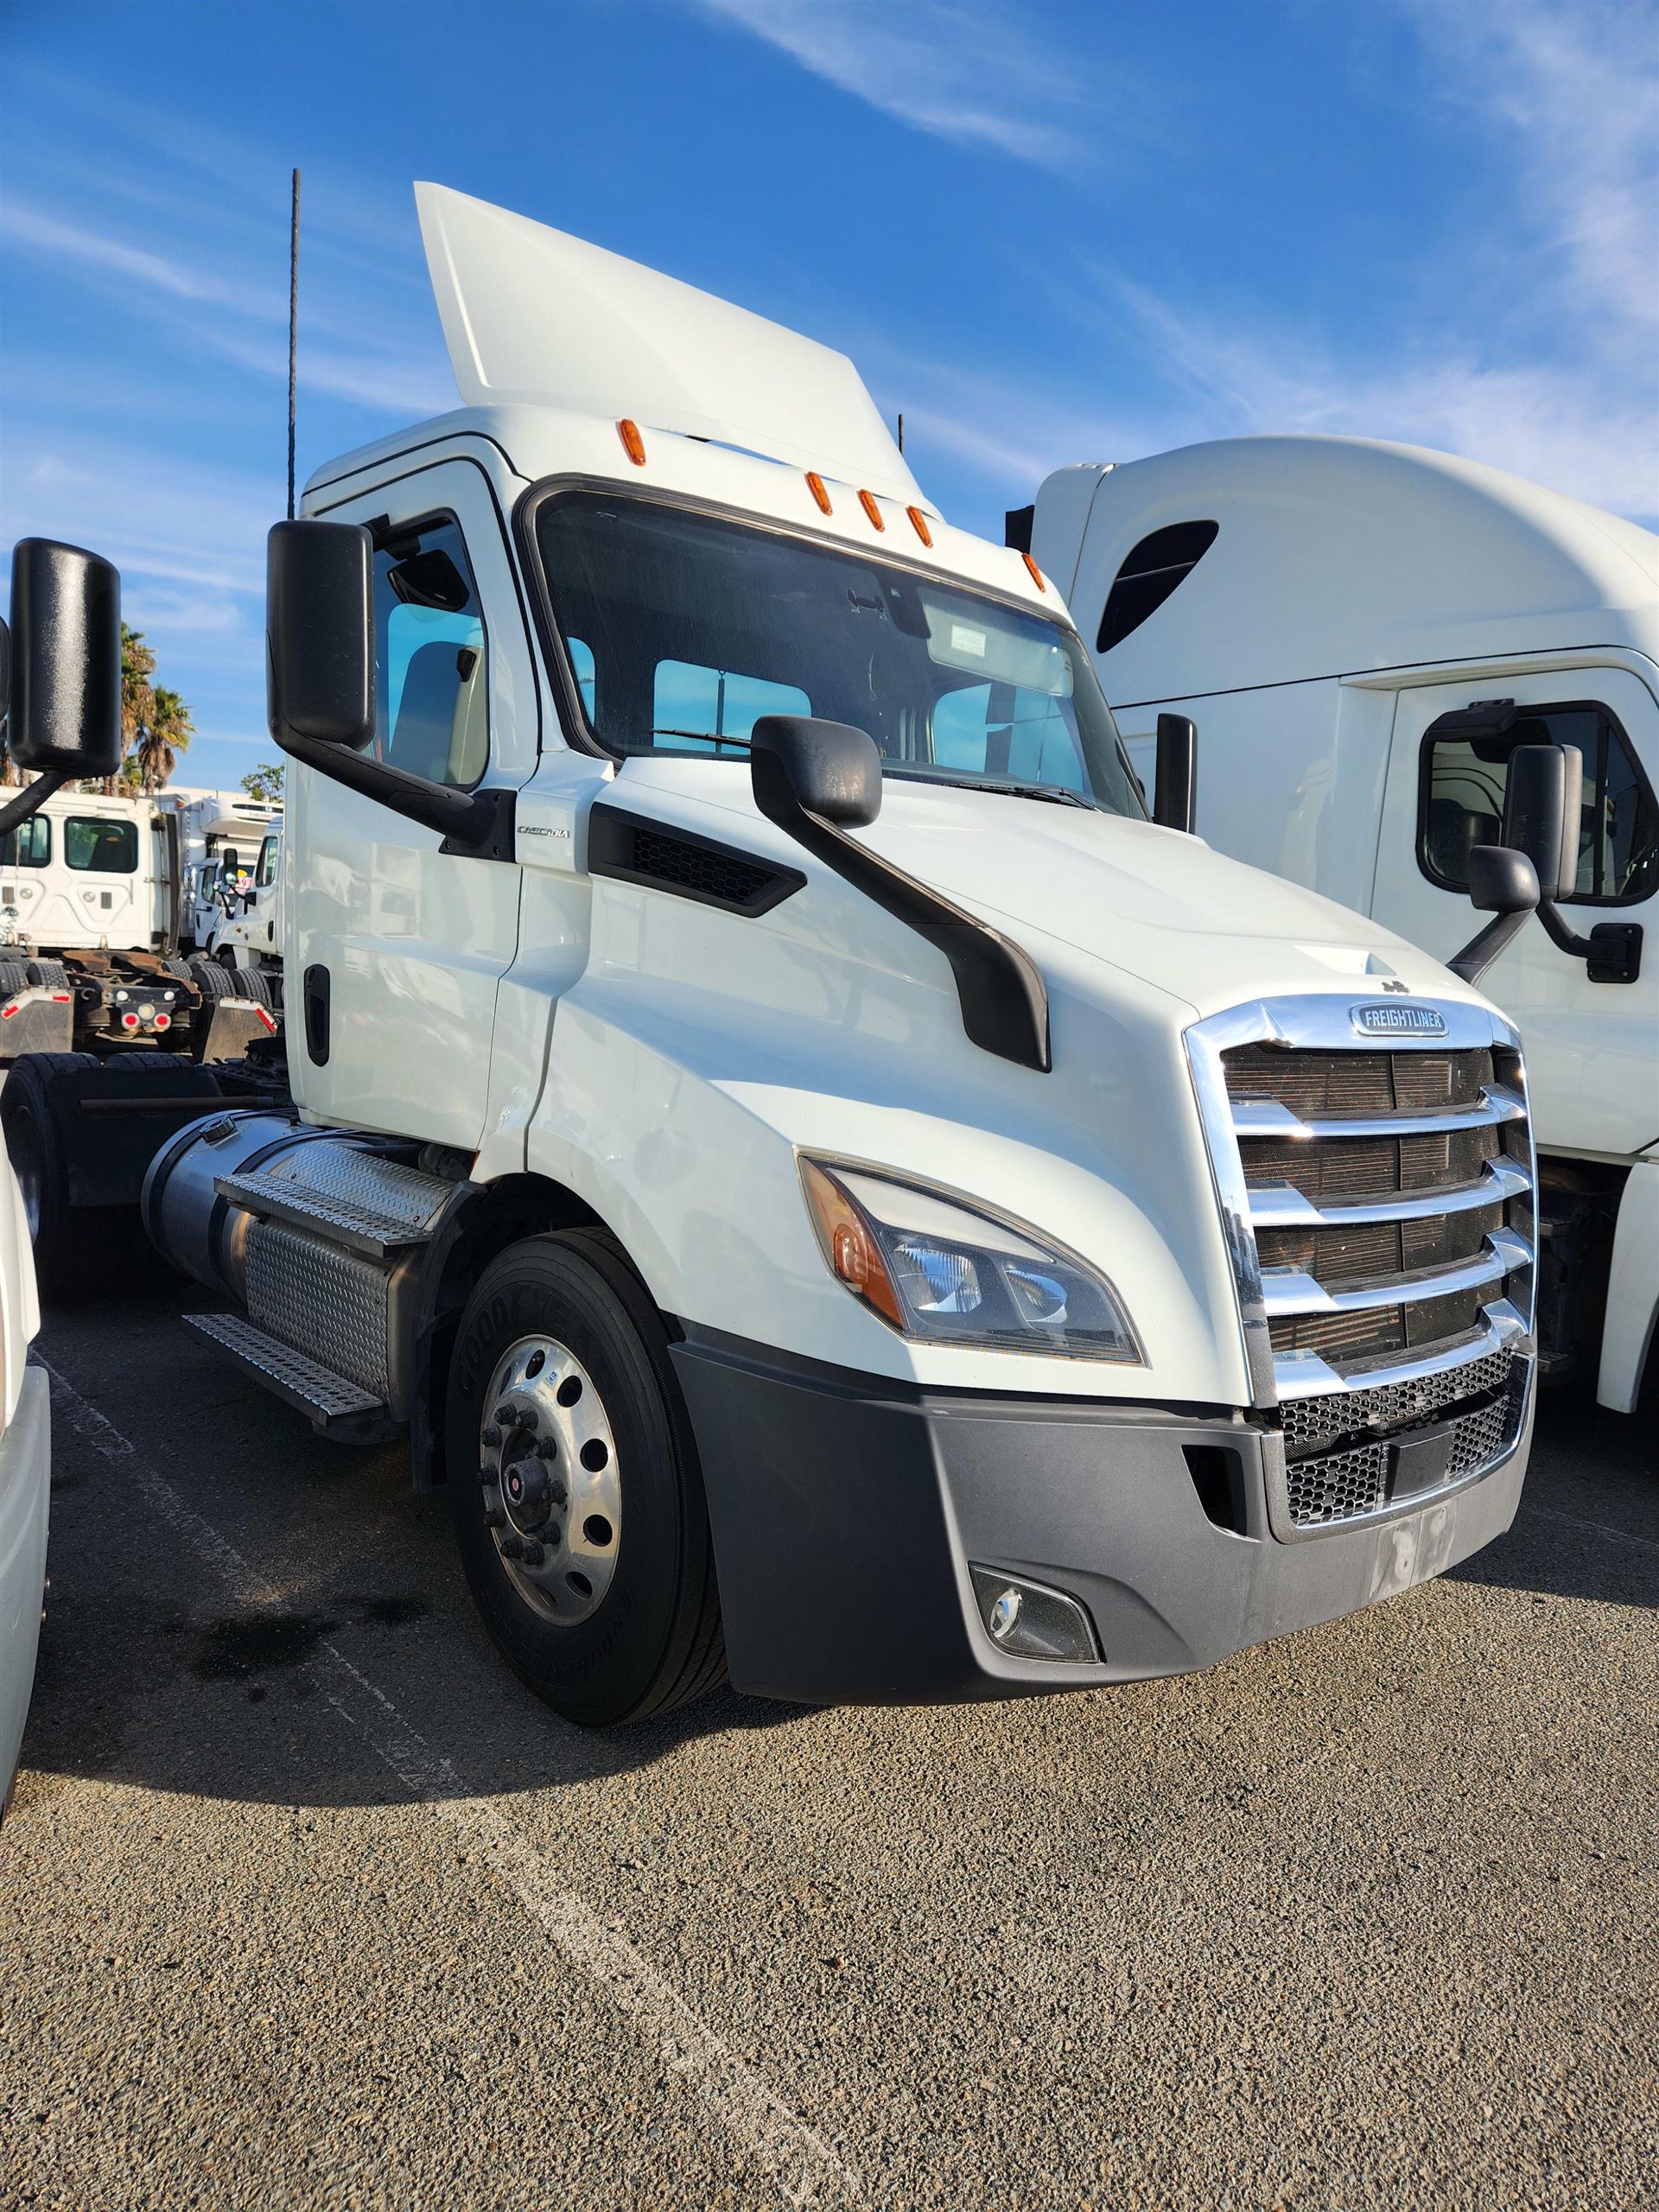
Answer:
[{"xmin": 671, "ymin": 1330, "xmax": 1534, "ymax": 1706}]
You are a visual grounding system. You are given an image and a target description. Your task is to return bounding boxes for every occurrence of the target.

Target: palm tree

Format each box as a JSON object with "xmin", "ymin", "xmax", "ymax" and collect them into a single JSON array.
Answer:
[
  {"xmin": 137, "ymin": 686, "xmax": 194, "ymax": 792},
  {"xmin": 118, "ymin": 624, "xmax": 157, "ymax": 796}
]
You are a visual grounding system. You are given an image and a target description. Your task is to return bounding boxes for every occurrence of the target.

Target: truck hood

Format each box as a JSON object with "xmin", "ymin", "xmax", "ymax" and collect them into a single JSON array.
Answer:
[
  {"xmin": 855, "ymin": 784, "xmax": 1435, "ymax": 1011},
  {"xmin": 613, "ymin": 763, "xmax": 1466, "ymax": 1018}
]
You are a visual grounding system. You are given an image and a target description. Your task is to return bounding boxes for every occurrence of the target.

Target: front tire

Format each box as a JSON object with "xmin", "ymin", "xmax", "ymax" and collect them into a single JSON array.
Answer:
[{"xmin": 444, "ymin": 1233, "xmax": 725, "ymax": 1726}]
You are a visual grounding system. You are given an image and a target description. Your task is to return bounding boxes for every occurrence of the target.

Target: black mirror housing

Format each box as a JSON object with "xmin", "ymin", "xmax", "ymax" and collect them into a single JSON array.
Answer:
[
  {"xmin": 267, "ymin": 519, "xmax": 375, "ymax": 751},
  {"xmin": 1467, "ymin": 843, "xmax": 1540, "ymax": 915},
  {"xmin": 1153, "ymin": 712, "xmax": 1197, "ymax": 833},
  {"xmin": 1502, "ymin": 742, "xmax": 1580, "ymax": 903},
  {"xmin": 5, "ymin": 538, "xmax": 123, "ymax": 779},
  {"xmin": 750, "ymin": 716, "xmax": 882, "ymax": 830}
]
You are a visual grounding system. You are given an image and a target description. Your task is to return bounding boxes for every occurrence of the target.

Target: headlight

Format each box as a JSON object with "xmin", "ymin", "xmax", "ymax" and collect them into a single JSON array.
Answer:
[{"xmin": 799, "ymin": 1157, "xmax": 1142, "ymax": 1363}]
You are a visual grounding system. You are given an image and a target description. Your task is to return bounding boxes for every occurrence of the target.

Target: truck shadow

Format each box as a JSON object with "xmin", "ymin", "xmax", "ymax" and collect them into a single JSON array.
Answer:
[{"xmin": 1447, "ymin": 1378, "xmax": 1658, "ymax": 1607}]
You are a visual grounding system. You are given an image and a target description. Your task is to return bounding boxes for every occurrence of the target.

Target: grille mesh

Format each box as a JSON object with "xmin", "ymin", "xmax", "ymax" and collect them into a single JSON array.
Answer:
[
  {"xmin": 628, "ymin": 827, "xmax": 782, "ymax": 909},
  {"xmin": 1224, "ymin": 1045, "xmax": 1492, "ymax": 1117},
  {"xmin": 1257, "ymin": 1203, "xmax": 1502, "ymax": 1285},
  {"xmin": 1281, "ymin": 1347, "xmax": 1513, "ymax": 1458},
  {"xmin": 1268, "ymin": 1283, "xmax": 1485, "ymax": 1363},
  {"xmin": 1242, "ymin": 1125, "xmax": 1501, "ymax": 1200},
  {"xmin": 1282, "ymin": 1379, "xmax": 1519, "ymax": 1527}
]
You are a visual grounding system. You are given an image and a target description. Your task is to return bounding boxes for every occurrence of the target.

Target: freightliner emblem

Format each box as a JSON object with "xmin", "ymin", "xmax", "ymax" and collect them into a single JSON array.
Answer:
[{"xmin": 1351, "ymin": 1001, "xmax": 1448, "ymax": 1037}]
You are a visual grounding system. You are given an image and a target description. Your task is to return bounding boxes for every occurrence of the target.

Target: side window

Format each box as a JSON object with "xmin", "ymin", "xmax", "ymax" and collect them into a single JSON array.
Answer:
[
  {"xmin": 1420, "ymin": 701, "xmax": 1659, "ymax": 906},
  {"xmin": 256, "ymin": 836, "xmax": 279, "ymax": 889},
  {"xmin": 1097, "ymin": 521, "xmax": 1218, "ymax": 653},
  {"xmin": 66, "ymin": 817, "xmax": 138, "ymax": 873},
  {"xmin": 931, "ymin": 682, "xmax": 1086, "ymax": 791},
  {"xmin": 0, "ymin": 816, "xmax": 51, "ymax": 868},
  {"xmin": 652, "ymin": 659, "xmax": 810, "ymax": 753},
  {"xmin": 372, "ymin": 517, "xmax": 488, "ymax": 789}
]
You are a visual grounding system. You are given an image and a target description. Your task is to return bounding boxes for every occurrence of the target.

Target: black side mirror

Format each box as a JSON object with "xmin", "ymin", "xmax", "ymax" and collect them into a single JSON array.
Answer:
[
  {"xmin": 747, "ymin": 713, "xmax": 1049, "ymax": 1071},
  {"xmin": 5, "ymin": 539, "xmax": 123, "ymax": 779},
  {"xmin": 751, "ymin": 716, "xmax": 881, "ymax": 830},
  {"xmin": 1467, "ymin": 844, "xmax": 1540, "ymax": 917},
  {"xmin": 1501, "ymin": 742, "xmax": 1580, "ymax": 903},
  {"xmin": 267, "ymin": 519, "xmax": 375, "ymax": 750},
  {"xmin": 1153, "ymin": 712, "xmax": 1197, "ymax": 833},
  {"xmin": 1449, "ymin": 844, "xmax": 1541, "ymax": 986}
]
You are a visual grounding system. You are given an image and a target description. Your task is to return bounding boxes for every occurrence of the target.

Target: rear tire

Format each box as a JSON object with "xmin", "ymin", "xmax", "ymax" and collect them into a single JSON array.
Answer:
[
  {"xmin": 444, "ymin": 1232, "xmax": 725, "ymax": 1726},
  {"xmin": 187, "ymin": 957, "xmax": 233, "ymax": 1001},
  {"xmin": 1, "ymin": 1050, "xmax": 214, "ymax": 1301}
]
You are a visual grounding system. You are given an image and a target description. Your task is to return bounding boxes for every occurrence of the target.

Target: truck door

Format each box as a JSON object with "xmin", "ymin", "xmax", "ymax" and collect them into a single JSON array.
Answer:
[
  {"xmin": 290, "ymin": 459, "xmax": 536, "ymax": 1147},
  {"xmin": 1372, "ymin": 668, "xmax": 1659, "ymax": 1160}
]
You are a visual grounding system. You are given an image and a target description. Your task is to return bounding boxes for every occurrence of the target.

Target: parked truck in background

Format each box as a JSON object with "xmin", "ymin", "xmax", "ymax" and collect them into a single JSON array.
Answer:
[
  {"xmin": 0, "ymin": 779, "xmax": 278, "ymax": 1060},
  {"xmin": 7, "ymin": 192, "xmax": 1558, "ymax": 1726},
  {"xmin": 1017, "ymin": 437, "xmax": 1658, "ymax": 1413}
]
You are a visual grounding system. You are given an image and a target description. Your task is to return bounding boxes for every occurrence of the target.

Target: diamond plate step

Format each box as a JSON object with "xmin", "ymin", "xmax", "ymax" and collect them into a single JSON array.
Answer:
[
  {"xmin": 184, "ymin": 1313, "xmax": 397, "ymax": 1441},
  {"xmin": 214, "ymin": 1173, "xmax": 439, "ymax": 1260}
]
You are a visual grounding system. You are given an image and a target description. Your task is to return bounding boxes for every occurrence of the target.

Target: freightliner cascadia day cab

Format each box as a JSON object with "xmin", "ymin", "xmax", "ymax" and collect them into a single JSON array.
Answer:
[
  {"xmin": 1017, "ymin": 438, "xmax": 1658, "ymax": 1413},
  {"xmin": 16, "ymin": 194, "xmax": 1553, "ymax": 1725}
]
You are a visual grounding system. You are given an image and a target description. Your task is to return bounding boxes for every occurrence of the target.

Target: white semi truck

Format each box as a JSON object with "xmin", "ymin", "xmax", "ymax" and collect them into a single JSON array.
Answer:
[
  {"xmin": 1016, "ymin": 437, "xmax": 1657, "ymax": 1412},
  {"xmin": 0, "ymin": 779, "xmax": 279, "ymax": 1060},
  {"xmin": 9, "ymin": 193, "xmax": 1559, "ymax": 1725}
]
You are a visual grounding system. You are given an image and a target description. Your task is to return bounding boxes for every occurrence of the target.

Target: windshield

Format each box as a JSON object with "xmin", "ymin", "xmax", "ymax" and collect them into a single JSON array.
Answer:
[{"xmin": 532, "ymin": 493, "xmax": 1145, "ymax": 816}]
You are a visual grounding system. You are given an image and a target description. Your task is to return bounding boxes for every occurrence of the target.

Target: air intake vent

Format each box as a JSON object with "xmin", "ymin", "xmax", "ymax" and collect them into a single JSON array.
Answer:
[{"xmin": 587, "ymin": 803, "xmax": 804, "ymax": 917}]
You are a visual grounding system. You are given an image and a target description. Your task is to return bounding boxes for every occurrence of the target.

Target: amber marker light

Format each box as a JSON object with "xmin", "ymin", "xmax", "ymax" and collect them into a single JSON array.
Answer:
[
  {"xmin": 805, "ymin": 471, "xmax": 833, "ymax": 514},
  {"xmin": 906, "ymin": 506, "xmax": 933, "ymax": 547},
  {"xmin": 858, "ymin": 488, "xmax": 886, "ymax": 531},
  {"xmin": 799, "ymin": 1159, "xmax": 904, "ymax": 1329},
  {"xmin": 1021, "ymin": 551, "xmax": 1046, "ymax": 590},
  {"xmin": 617, "ymin": 417, "xmax": 647, "ymax": 466}
]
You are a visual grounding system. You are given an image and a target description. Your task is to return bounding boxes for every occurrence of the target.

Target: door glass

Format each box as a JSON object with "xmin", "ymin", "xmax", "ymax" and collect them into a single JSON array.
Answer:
[
  {"xmin": 1419, "ymin": 701, "xmax": 1658, "ymax": 906},
  {"xmin": 373, "ymin": 518, "xmax": 489, "ymax": 788},
  {"xmin": 256, "ymin": 836, "xmax": 279, "ymax": 888},
  {"xmin": 65, "ymin": 817, "xmax": 138, "ymax": 872},
  {"xmin": 0, "ymin": 816, "xmax": 51, "ymax": 868}
]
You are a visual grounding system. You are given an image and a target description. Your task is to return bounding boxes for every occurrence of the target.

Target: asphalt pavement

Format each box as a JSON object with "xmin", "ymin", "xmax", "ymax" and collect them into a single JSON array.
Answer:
[{"xmin": 3, "ymin": 1285, "xmax": 1655, "ymax": 2211}]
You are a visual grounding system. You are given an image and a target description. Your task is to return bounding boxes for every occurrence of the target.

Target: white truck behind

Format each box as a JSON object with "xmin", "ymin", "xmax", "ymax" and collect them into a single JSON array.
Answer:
[
  {"xmin": 1019, "ymin": 436, "xmax": 1658, "ymax": 1412},
  {"xmin": 10, "ymin": 194, "xmax": 1551, "ymax": 1726}
]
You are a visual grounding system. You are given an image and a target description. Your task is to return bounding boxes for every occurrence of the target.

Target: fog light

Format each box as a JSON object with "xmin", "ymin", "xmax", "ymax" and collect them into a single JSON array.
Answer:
[{"xmin": 969, "ymin": 1566, "xmax": 1101, "ymax": 1663}]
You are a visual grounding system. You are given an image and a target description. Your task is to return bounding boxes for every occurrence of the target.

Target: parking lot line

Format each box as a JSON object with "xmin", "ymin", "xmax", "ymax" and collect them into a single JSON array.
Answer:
[{"xmin": 36, "ymin": 1353, "xmax": 861, "ymax": 2211}]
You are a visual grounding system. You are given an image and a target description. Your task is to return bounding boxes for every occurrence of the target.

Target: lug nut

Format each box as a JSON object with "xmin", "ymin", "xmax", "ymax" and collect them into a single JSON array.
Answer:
[
  {"xmin": 535, "ymin": 1439, "xmax": 559, "ymax": 1460},
  {"xmin": 500, "ymin": 1536, "xmax": 524, "ymax": 1560},
  {"xmin": 483, "ymin": 1510, "xmax": 505, "ymax": 1529},
  {"xmin": 477, "ymin": 1469, "xmax": 497, "ymax": 1486},
  {"xmin": 518, "ymin": 1408, "xmax": 538, "ymax": 1432},
  {"xmin": 482, "ymin": 1426, "xmax": 502, "ymax": 1448},
  {"xmin": 520, "ymin": 1542, "xmax": 545, "ymax": 1567}
]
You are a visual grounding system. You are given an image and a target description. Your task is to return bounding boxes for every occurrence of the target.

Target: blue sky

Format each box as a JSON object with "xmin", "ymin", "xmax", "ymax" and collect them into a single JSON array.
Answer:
[{"xmin": 3, "ymin": 0, "xmax": 1656, "ymax": 793}]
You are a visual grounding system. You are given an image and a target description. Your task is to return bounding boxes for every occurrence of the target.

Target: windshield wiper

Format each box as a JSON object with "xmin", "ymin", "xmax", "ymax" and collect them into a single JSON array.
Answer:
[{"xmin": 887, "ymin": 769, "xmax": 1097, "ymax": 810}]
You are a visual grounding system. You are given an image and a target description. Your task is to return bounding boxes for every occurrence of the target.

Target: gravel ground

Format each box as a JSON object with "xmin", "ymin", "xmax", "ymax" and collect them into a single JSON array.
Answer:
[{"xmin": 2, "ymin": 1287, "xmax": 1655, "ymax": 2212}]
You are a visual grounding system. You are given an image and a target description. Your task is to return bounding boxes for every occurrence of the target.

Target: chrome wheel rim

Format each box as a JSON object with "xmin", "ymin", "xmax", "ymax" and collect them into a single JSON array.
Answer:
[{"xmin": 479, "ymin": 1335, "xmax": 620, "ymax": 1626}]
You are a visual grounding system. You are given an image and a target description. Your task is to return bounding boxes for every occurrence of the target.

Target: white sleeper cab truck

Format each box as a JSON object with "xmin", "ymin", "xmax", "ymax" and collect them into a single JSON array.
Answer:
[
  {"xmin": 0, "ymin": 542, "xmax": 125, "ymax": 1807},
  {"xmin": 25, "ymin": 194, "xmax": 1547, "ymax": 1726},
  {"xmin": 161, "ymin": 788, "xmax": 283, "ymax": 964},
  {"xmin": 1020, "ymin": 437, "xmax": 1659, "ymax": 1413}
]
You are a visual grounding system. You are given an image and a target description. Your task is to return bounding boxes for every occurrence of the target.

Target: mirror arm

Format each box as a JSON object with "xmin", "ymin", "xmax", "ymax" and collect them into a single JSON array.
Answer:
[
  {"xmin": 1535, "ymin": 898, "xmax": 1593, "ymax": 961},
  {"xmin": 276, "ymin": 730, "xmax": 514, "ymax": 858},
  {"xmin": 1447, "ymin": 906, "xmax": 1532, "ymax": 987},
  {"xmin": 0, "ymin": 766, "xmax": 69, "ymax": 841},
  {"xmin": 753, "ymin": 757, "xmax": 1049, "ymax": 1071}
]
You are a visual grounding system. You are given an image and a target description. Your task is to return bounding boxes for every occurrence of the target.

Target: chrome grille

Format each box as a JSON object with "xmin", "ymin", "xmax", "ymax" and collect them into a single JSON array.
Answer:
[{"xmin": 1185, "ymin": 995, "xmax": 1536, "ymax": 1535}]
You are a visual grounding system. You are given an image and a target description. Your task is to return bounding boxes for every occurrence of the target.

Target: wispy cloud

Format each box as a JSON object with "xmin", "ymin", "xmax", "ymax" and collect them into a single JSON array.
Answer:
[
  {"xmin": 690, "ymin": 0, "xmax": 1096, "ymax": 168},
  {"xmin": 883, "ymin": 0, "xmax": 1659, "ymax": 525}
]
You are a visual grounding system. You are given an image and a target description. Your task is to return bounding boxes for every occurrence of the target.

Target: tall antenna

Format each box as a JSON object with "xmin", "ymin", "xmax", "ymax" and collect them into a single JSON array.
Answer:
[
  {"xmin": 896, "ymin": 411, "xmax": 905, "ymax": 454},
  {"xmin": 287, "ymin": 168, "xmax": 301, "ymax": 521}
]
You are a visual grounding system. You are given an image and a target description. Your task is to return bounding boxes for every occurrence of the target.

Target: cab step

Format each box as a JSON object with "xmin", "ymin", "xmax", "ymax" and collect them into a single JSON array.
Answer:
[
  {"xmin": 213, "ymin": 1171, "xmax": 439, "ymax": 1261},
  {"xmin": 184, "ymin": 1312, "xmax": 399, "ymax": 1443}
]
